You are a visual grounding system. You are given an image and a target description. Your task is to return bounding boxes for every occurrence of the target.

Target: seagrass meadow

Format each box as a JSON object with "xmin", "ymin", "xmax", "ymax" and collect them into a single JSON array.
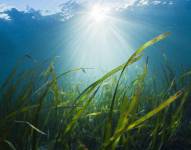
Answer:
[
  {"xmin": 1, "ymin": 0, "xmax": 191, "ymax": 149},
  {"xmin": 0, "ymin": 32, "xmax": 191, "ymax": 150}
]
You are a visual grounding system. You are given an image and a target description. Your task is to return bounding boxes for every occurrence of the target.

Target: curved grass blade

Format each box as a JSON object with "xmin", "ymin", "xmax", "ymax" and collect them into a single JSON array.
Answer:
[
  {"xmin": 104, "ymin": 90, "xmax": 183, "ymax": 148},
  {"xmin": 180, "ymin": 70, "xmax": 191, "ymax": 79},
  {"xmin": 4, "ymin": 140, "xmax": 17, "ymax": 150},
  {"xmin": 127, "ymin": 91, "xmax": 182, "ymax": 129},
  {"xmin": 32, "ymin": 67, "xmax": 94, "ymax": 97},
  {"xmin": 103, "ymin": 32, "xmax": 170, "ymax": 142},
  {"xmin": 110, "ymin": 32, "xmax": 170, "ymax": 113},
  {"xmin": 76, "ymin": 32, "xmax": 170, "ymax": 105},
  {"xmin": 15, "ymin": 120, "xmax": 47, "ymax": 135}
]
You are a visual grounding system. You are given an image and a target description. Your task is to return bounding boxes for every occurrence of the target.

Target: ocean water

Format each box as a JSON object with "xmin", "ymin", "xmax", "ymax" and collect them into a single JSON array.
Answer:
[
  {"xmin": 1, "ymin": 1, "xmax": 191, "ymax": 149},
  {"xmin": 0, "ymin": 0, "xmax": 191, "ymax": 81}
]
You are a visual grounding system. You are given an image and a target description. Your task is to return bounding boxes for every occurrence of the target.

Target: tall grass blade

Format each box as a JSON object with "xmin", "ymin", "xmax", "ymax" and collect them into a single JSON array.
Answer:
[
  {"xmin": 64, "ymin": 86, "xmax": 100, "ymax": 135},
  {"xmin": 104, "ymin": 32, "xmax": 170, "ymax": 143},
  {"xmin": 104, "ymin": 90, "xmax": 182, "ymax": 148},
  {"xmin": 76, "ymin": 32, "xmax": 170, "ymax": 111}
]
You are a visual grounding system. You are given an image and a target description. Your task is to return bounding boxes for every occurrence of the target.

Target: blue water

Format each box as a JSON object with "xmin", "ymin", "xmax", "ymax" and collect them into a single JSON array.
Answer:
[{"xmin": 0, "ymin": 0, "xmax": 191, "ymax": 82}]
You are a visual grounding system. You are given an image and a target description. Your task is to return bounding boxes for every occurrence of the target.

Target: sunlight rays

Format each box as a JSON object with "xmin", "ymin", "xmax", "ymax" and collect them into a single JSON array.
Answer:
[{"xmin": 61, "ymin": 4, "xmax": 147, "ymax": 78}]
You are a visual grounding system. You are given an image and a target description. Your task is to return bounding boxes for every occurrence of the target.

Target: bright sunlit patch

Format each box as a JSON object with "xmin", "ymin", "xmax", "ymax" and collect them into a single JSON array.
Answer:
[
  {"xmin": 89, "ymin": 5, "xmax": 110, "ymax": 23},
  {"xmin": 61, "ymin": 3, "xmax": 138, "ymax": 80}
]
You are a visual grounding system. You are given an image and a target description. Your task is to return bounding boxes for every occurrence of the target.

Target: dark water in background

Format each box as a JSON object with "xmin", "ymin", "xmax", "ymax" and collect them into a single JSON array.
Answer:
[{"xmin": 0, "ymin": 0, "xmax": 191, "ymax": 83}]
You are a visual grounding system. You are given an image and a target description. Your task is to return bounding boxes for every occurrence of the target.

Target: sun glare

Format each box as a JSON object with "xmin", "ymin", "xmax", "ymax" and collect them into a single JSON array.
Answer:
[
  {"xmin": 90, "ymin": 5, "xmax": 109, "ymax": 23},
  {"xmin": 64, "ymin": 3, "xmax": 134, "ymax": 76}
]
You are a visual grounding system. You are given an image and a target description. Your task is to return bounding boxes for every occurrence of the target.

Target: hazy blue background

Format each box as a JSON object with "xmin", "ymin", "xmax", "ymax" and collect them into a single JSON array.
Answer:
[{"xmin": 0, "ymin": 0, "xmax": 191, "ymax": 81}]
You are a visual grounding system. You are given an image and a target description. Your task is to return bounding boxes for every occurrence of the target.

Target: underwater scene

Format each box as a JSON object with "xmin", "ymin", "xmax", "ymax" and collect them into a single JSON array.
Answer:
[{"xmin": 0, "ymin": 0, "xmax": 191, "ymax": 149}]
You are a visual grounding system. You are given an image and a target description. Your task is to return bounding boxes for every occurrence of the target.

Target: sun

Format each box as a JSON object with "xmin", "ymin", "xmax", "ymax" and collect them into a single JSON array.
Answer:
[{"xmin": 90, "ymin": 5, "xmax": 109, "ymax": 23}]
